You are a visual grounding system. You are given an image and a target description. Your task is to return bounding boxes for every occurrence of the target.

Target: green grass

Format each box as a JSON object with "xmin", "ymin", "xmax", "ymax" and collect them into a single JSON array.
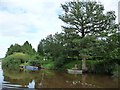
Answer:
[
  {"xmin": 63, "ymin": 60, "xmax": 97, "ymax": 71},
  {"xmin": 41, "ymin": 59, "xmax": 54, "ymax": 69},
  {"xmin": 63, "ymin": 60, "xmax": 82, "ymax": 69},
  {"xmin": 41, "ymin": 59, "xmax": 96, "ymax": 70},
  {"xmin": 42, "ymin": 62, "xmax": 54, "ymax": 69}
]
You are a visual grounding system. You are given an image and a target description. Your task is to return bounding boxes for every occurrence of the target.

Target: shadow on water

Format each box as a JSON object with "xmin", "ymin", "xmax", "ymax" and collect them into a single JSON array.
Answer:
[{"xmin": 0, "ymin": 62, "xmax": 119, "ymax": 89}]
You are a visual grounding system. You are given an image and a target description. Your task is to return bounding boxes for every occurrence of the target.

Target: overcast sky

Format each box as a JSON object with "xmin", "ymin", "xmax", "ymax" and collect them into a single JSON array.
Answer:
[{"xmin": 0, "ymin": 0, "xmax": 119, "ymax": 58}]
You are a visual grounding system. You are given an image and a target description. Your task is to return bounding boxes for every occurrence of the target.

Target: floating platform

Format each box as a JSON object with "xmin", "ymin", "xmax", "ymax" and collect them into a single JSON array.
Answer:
[{"xmin": 67, "ymin": 69, "xmax": 82, "ymax": 74}]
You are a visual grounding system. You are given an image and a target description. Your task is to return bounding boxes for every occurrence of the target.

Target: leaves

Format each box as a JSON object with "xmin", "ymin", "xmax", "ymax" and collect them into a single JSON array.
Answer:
[
  {"xmin": 59, "ymin": 1, "xmax": 117, "ymax": 38},
  {"xmin": 6, "ymin": 41, "xmax": 36, "ymax": 57}
]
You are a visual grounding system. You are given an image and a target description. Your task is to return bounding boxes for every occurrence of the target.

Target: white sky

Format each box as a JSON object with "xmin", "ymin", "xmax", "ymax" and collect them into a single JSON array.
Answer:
[{"xmin": 0, "ymin": 0, "xmax": 119, "ymax": 58}]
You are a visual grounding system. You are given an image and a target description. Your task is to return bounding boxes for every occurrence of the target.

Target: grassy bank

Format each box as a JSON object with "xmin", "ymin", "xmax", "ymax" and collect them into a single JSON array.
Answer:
[{"xmin": 2, "ymin": 53, "xmax": 120, "ymax": 78}]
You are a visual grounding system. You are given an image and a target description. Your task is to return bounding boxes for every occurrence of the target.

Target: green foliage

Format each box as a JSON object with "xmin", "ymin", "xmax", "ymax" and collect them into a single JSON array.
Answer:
[
  {"xmin": 91, "ymin": 59, "xmax": 118, "ymax": 75},
  {"xmin": 54, "ymin": 56, "xmax": 66, "ymax": 69},
  {"xmin": 59, "ymin": 1, "xmax": 117, "ymax": 38},
  {"xmin": 6, "ymin": 44, "xmax": 22, "ymax": 56},
  {"xmin": 29, "ymin": 59, "xmax": 41, "ymax": 67},
  {"xmin": 2, "ymin": 53, "xmax": 30, "ymax": 69},
  {"xmin": 28, "ymin": 54, "xmax": 42, "ymax": 67},
  {"xmin": 3, "ymin": 52, "xmax": 43, "ymax": 69},
  {"xmin": 20, "ymin": 62, "xmax": 29, "ymax": 66},
  {"xmin": 112, "ymin": 64, "xmax": 120, "ymax": 78},
  {"xmin": 3, "ymin": 1, "xmax": 119, "ymax": 78},
  {"xmin": 58, "ymin": 0, "xmax": 118, "ymax": 72},
  {"xmin": 37, "ymin": 33, "xmax": 65, "ymax": 60},
  {"xmin": 37, "ymin": 41, "xmax": 44, "ymax": 56},
  {"xmin": 6, "ymin": 41, "xmax": 36, "ymax": 57},
  {"xmin": 79, "ymin": 35, "xmax": 96, "ymax": 58},
  {"xmin": 63, "ymin": 60, "xmax": 96, "ymax": 71},
  {"xmin": 63, "ymin": 60, "xmax": 82, "ymax": 69},
  {"xmin": 42, "ymin": 61, "xmax": 54, "ymax": 70},
  {"xmin": 86, "ymin": 60, "xmax": 96, "ymax": 72},
  {"xmin": 22, "ymin": 41, "xmax": 36, "ymax": 55}
]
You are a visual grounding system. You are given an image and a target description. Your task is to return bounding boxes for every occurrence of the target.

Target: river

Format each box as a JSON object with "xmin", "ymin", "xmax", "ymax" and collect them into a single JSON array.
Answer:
[{"xmin": 0, "ymin": 61, "xmax": 119, "ymax": 89}]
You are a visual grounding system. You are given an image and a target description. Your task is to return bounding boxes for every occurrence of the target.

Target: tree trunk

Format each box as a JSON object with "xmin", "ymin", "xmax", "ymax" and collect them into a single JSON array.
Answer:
[{"xmin": 82, "ymin": 57, "xmax": 87, "ymax": 72}]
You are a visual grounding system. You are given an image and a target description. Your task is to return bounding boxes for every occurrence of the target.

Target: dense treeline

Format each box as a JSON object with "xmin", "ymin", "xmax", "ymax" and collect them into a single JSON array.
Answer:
[
  {"xmin": 2, "ymin": 41, "xmax": 40, "ymax": 69},
  {"xmin": 2, "ymin": 1, "xmax": 120, "ymax": 77},
  {"xmin": 5, "ymin": 41, "xmax": 36, "ymax": 57}
]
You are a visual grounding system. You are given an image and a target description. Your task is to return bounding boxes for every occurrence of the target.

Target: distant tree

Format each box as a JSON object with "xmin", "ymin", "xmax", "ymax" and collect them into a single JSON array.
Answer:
[
  {"xmin": 38, "ymin": 40, "xmax": 45, "ymax": 56},
  {"xmin": 22, "ymin": 41, "xmax": 36, "ymax": 55},
  {"xmin": 6, "ymin": 44, "xmax": 22, "ymax": 57},
  {"xmin": 38, "ymin": 34, "xmax": 65, "ymax": 60},
  {"xmin": 6, "ymin": 41, "xmax": 36, "ymax": 57}
]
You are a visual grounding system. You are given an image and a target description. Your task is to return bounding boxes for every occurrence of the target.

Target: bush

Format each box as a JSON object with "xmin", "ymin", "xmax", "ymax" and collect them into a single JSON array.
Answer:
[
  {"xmin": 29, "ymin": 59, "xmax": 41, "ymax": 67},
  {"xmin": 54, "ymin": 56, "xmax": 66, "ymax": 69},
  {"xmin": 86, "ymin": 60, "xmax": 96, "ymax": 73},
  {"xmin": 64, "ymin": 60, "xmax": 97, "ymax": 72},
  {"xmin": 92, "ymin": 60, "xmax": 117, "ymax": 74},
  {"xmin": 64, "ymin": 60, "xmax": 82, "ymax": 69},
  {"xmin": 42, "ymin": 61, "xmax": 54, "ymax": 69},
  {"xmin": 112, "ymin": 64, "xmax": 120, "ymax": 78},
  {"xmin": 2, "ymin": 52, "xmax": 30, "ymax": 69}
]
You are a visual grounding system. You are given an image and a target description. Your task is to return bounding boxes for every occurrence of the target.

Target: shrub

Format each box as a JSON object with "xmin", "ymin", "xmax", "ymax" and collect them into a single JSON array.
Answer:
[
  {"xmin": 29, "ymin": 59, "xmax": 41, "ymax": 67},
  {"xmin": 42, "ymin": 61, "xmax": 54, "ymax": 69},
  {"xmin": 112, "ymin": 64, "xmax": 120, "ymax": 78},
  {"xmin": 86, "ymin": 60, "xmax": 96, "ymax": 73},
  {"xmin": 92, "ymin": 60, "xmax": 116, "ymax": 74},
  {"xmin": 2, "ymin": 52, "xmax": 30, "ymax": 69},
  {"xmin": 54, "ymin": 56, "xmax": 66, "ymax": 69},
  {"xmin": 63, "ymin": 60, "xmax": 82, "ymax": 69}
]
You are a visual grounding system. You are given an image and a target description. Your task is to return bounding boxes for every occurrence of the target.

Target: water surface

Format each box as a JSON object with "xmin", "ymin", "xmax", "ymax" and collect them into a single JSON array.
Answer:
[{"xmin": 0, "ymin": 61, "xmax": 119, "ymax": 89}]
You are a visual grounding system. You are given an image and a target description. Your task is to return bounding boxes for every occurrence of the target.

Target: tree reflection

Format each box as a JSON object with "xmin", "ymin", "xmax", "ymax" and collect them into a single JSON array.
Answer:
[{"xmin": 2, "ymin": 69, "xmax": 118, "ymax": 88}]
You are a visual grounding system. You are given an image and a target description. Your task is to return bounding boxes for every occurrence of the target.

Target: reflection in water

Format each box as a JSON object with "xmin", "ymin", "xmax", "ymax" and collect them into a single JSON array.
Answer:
[
  {"xmin": 0, "ymin": 64, "xmax": 119, "ymax": 89},
  {"xmin": 0, "ymin": 62, "xmax": 3, "ymax": 89},
  {"xmin": 28, "ymin": 80, "xmax": 35, "ymax": 88}
]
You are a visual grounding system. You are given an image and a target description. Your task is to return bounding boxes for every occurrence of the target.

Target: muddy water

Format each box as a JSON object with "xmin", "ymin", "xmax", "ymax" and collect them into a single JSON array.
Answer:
[{"xmin": 0, "ymin": 62, "xmax": 119, "ymax": 89}]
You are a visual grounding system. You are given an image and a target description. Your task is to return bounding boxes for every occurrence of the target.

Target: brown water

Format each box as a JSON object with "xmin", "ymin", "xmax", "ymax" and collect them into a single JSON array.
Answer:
[{"xmin": 0, "ymin": 62, "xmax": 119, "ymax": 89}]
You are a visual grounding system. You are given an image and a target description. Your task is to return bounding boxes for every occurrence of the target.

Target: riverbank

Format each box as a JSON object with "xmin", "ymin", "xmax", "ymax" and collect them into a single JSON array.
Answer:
[
  {"xmin": 35, "ymin": 59, "xmax": 120, "ymax": 78},
  {"xmin": 2, "ymin": 54, "xmax": 120, "ymax": 78}
]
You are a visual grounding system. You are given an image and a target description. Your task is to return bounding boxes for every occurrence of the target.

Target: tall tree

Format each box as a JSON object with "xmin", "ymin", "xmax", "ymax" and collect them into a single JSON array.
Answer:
[{"xmin": 59, "ymin": 1, "xmax": 117, "ymax": 71}]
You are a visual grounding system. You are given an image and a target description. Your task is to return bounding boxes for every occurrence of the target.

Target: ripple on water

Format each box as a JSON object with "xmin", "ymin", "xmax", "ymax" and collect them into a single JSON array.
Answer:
[{"xmin": 2, "ymin": 81, "xmax": 22, "ymax": 88}]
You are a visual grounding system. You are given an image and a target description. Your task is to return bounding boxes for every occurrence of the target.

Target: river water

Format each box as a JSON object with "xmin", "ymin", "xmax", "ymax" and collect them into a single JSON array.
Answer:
[{"xmin": 0, "ymin": 61, "xmax": 119, "ymax": 89}]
